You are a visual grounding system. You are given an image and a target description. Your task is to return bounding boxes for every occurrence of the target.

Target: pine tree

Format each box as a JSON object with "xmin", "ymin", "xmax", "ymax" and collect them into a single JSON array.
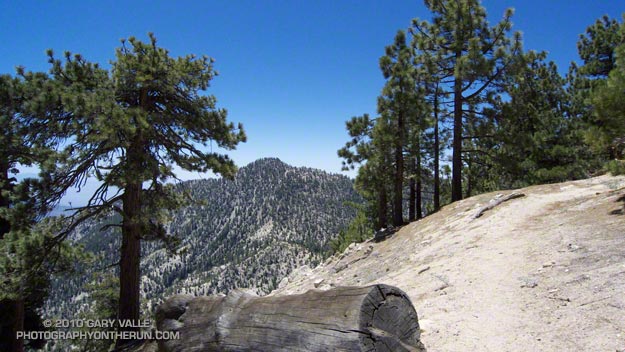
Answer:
[
  {"xmin": 462, "ymin": 99, "xmax": 500, "ymax": 196},
  {"xmin": 1, "ymin": 74, "xmax": 39, "ymax": 352},
  {"xmin": 410, "ymin": 26, "xmax": 450, "ymax": 212},
  {"xmin": 328, "ymin": 207, "xmax": 373, "ymax": 254},
  {"xmin": 0, "ymin": 73, "xmax": 77, "ymax": 352},
  {"xmin": 338, "ymin": 114, "xmax": 393, "ymax": 230},
  {"xmin": 44, "ymin": 34, "xmax": 245, "ymax": 345},
  {"xmin": 412, "ymin": 0, "xmax": 521, "ymax": 201},
  {"xmin": 405, "ymin": 71, "xmax": 431, "ymax": 221},
  {"xmin": 573, "ymin": 16, "xmax": 625, "ymax": 161},
  {"xmin": 363, "ymin": 117, "xmax": 395, "ymax": 229},
  {"xmin": 577, "ymin": 15, "xmax": 624, "ymax": 79},
  {"xmin": 378, "ymin": 30, "xmax": 418, "ymax": 226},
  {"xmin": 429, "ymin": 84, "xmax": 446, "ymax": 211},
  {"xmin": 566, "ymin": 16, "xmax": 622, "ymax": 164},
  {"xmin": 75, "ymin": 272, "xmax": 119, "ymax": 352},
  {"xmin": 588, "ymin": 41, "xmax": 625, "ymax": 164},
  {"xmin": 494, "ymin": 51, "xmax": 589, "ymax": 186}
]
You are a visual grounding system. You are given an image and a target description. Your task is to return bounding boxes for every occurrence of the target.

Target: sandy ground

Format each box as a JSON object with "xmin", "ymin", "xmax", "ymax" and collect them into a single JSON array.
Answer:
[{"xmin": 271, "ymin": 175, "xmax": 625, "ymax": 351}]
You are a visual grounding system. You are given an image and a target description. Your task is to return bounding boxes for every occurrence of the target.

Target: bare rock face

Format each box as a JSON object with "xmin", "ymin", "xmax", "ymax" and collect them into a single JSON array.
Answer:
[{"xmin": 155, "ymin": 285, "xmax": 425, "ymax": 352}]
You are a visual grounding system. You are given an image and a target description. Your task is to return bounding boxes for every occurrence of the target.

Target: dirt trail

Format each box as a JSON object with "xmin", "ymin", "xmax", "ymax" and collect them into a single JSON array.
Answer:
[{"xmin": 271, "ymin": 175, "xmax": 625, "ymax": 351}]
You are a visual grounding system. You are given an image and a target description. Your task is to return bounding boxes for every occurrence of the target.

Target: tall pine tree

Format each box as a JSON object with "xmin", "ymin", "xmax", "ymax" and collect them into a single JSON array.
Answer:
[
  {"xmin": 494, "ymin": 51, "xmax": 589, "ymax": 186},
  {"xmin": 338, "ymin": 114, "xmax": 393, "ymax": 230},
  {"xmin": 412, "ymin": 0, "xmax": 520, "ymax": 201},
  {"xmin": 405, "ymin": 69, "xmax": 431, "ymax": 221},
  {"xmin": 0, "ymin": 72, "xmax": 77, "ymax": 352},
  {"xmin": 588, "ymin": 41, "xmax": 625, "ymax": 163},
  {"xmin": 573, "ymin": 15, "xmax": 625, "ymax": 161},
  {"xmin": 45, "ymin": 34, "xmax": 245, "ymax": 346},
  {"xmin": 577, "ymin": 15, "xmax": 624, "ymax": 79},
  {"xmin": 378, "ymin": 30, "xmax": 417, "ymax": 226}
]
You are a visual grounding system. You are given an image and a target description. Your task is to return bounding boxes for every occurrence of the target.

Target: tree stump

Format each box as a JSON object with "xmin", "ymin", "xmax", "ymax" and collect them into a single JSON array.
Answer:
[{"xmin": 156, "ymin": 284, "xmax": 425, "ymax": 351}]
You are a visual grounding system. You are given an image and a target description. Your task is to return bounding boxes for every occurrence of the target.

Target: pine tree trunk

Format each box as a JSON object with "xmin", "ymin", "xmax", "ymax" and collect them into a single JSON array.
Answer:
[
  {"xmin": 452, "ymin": 67, "xmax": 463, "ymax": 202},
  {"xmin": 433, "ymin": 88, "xmax": 440, "ymax": 211},
  {"xmin": 465, "ymin": 156, "xmax": 472, "ymax": 199},
  {"xmin": 0, "ymin": 299, "xmax": 25, "ymax": 352},
  {"xmin": 0, "ymin": 162, "xmax": 10, "ymax": 238},
  {"xmin": 11, "ymin": 299, "xmax": 24, "ymax": 352},
  {"xmin": 116, "ymin": 91, "xmax": 148, "ymax": 348},
  {"xmin": 377, "ymin": 185, "xmax": 388, "ymax": 230},
  {"xmin": 408, "ymin": 165, "xmax": 416, "ymax": 222},
  {"xmin": 117, "ymin": 159, "xmax": 142, "ymax": 349},
  {"xmin": 393, "ymin": 112, "xmax": 404, "ymax": 226},
  {"xmin": 0, "ymin": 163, "xmax": 23, "ymax": 352},
  {"xmin": 118, "ymin": 181, "xmax": 141, "ymax": 332},
  {"xmin": 416, "ymin": 150, "xmax": 422, "ymax": 220}
]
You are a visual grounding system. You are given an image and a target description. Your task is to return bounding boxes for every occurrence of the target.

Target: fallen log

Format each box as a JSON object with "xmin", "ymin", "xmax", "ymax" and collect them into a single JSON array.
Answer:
[
  {"xmin": 156, "ymin": 284, "xmax": 425, "ymax": 352},
  {"xmin": 472, "ymin": 192, "xmax": 525, "ymax": 220}
]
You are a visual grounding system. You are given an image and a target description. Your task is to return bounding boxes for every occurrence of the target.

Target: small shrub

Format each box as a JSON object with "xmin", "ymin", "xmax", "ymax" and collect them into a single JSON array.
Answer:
[
  {"xmin": 605, "ymin": 159, "xmax": 625, "ymax": 176},
  {"xmin": 329, "ymin": 210, "xmax": 374, "ymax": 255}
]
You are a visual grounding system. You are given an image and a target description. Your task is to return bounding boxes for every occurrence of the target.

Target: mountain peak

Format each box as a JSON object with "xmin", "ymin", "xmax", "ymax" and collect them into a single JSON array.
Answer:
[
  {"xmin": 47, "ymin": 156, "xmax": 362, "ymax": 327},
  {"xmin": 246, "ymin": 157, "xmax": 289, "ymax": 168}
]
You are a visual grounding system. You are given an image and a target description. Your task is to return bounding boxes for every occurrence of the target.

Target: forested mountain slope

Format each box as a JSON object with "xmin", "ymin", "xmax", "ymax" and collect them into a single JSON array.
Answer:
[
  {"xmin": 273, "ymin": 175, "xmax": 625, "ymax": 352},
  {"xmin": 46, "ymin": 158, "xmax": 361, "ymax": 320}
]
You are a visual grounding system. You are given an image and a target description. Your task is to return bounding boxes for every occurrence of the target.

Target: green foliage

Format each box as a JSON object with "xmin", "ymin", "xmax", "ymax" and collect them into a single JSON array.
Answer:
[
  {"xmin": 0, "ymin": 219, "xmax": 82, "ymax": 302},
  {"xmin": 0, "ymin": 71, "xmax": 82, "ymax": 351},
  {"xmin": 339, "ymin": 29, "xmax": 436, "ymax": 228},
  {"xmin": 46, "ymin": 33, "xmax": 246, "ymax": 232},
  {"xmin": 43, "ymin": 33, "xmax": 247, "ymax": 326},
  {"xmin": 577, "ymin": 15, "xmax": 624, "ymax": 78},
  {"xmin": 340, "ymin": 1, "xmax": 523, "ymax": 231},
  {"xmin": 340, "ymin": 5, "xmax": 625, "ymax": 233},
  {"xmin": 339, "ymin": 113, "xmax": 395, "ymax": 229},
  {"xmin": 572, "ymin": 15, "xmax": 624, "ymax": 165},
  {"xmin": 494, "ymin": 51, "xmax": 589, "ymax": 187},
  {"xmin": 329, "ymin": 208, "xmax": 374, "ymax": 255},
  {"xmin": 75, "ymin": 272, "xmax": 119, "ymax": 352},
  {"xmin": 412, "ymin": 0, "xmax": 521, "ymax": 201},
  {"xmin": 379, "ymin": 30, "xmax": 420, "ymax": 226},
  {"xmin": 461, "ymin": 103, "xmax": 500, "ymax": 196},
  {"xmin": 587, "ymin": 42, "xmax": 625, "ymax": 159},
  {"xmin": 605, "ymin": 160, "xmax": 625, "ymax": 176}
]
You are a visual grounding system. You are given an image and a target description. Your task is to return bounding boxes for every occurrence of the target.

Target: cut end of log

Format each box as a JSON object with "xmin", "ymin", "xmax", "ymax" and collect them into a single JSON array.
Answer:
[{"xmin": 359, "ymin": 285, "xmax": 424, "ymax": 352}]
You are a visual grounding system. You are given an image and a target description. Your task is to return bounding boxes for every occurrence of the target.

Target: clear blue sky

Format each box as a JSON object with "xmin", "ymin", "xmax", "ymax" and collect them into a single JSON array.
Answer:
[{"xmin": 1, "ymin": 0, "xmax": 623, "ymax": 205}]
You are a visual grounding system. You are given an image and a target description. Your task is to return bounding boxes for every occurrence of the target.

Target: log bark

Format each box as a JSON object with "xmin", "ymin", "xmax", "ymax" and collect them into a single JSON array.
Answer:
[{"xmin": 156, "ymin": 285, "xmax": 425, "ymax": 352}]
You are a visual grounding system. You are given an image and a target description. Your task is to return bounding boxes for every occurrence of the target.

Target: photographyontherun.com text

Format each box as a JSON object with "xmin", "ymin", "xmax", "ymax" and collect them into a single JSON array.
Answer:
[
  {"xmin": 17, "ymin": 319, "xmax": 179, "ymax": 341},
  {"xmin": 17, "ymin": 330, "xmax": 179, "ymax": 341}
]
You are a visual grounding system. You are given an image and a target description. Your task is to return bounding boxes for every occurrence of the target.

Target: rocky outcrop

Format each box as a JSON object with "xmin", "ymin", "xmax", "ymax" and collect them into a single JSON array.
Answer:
[{"xmin": 272, "ymin": 175, "xmax": 625, "ymax": 351}]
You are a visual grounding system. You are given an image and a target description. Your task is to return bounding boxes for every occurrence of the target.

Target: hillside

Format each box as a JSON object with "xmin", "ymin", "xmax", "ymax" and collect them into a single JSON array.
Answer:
[
  {"xmin": 46, "ymin": 158, "xmax": 361, "ymax": 321},
  {"xmin": 272, "ymin": 175, "xmax": 625, "ymax": 351}
]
